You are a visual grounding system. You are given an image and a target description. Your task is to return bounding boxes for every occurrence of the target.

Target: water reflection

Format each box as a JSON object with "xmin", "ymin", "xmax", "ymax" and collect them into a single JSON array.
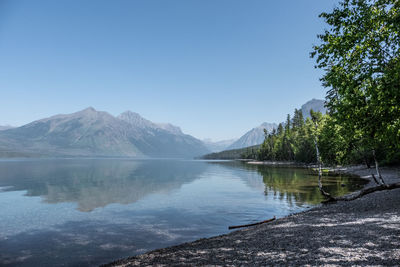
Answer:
[
  {"xmin": 0, "ymin": 159, "xmax": 207, "ymax": 211},
  {"xmin": 257, "ymin": 166, "xmax": 367, "ymax": 205},
  {"xmin": 0, "ymin": 159, "xmax": 369, "ymax": 266},
  {"xmin": 208, "ymin": 161, "xmax": 368, "ymax": 206},
  {"xmin": 0, "ymin": 160, "xmax": 368, "ymax": 211}
]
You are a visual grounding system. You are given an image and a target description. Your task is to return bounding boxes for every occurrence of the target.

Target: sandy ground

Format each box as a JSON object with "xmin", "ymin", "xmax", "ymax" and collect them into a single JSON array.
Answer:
[{"xmin": 105, "ymin": 166, "xmax": 400, "ymax": 266}]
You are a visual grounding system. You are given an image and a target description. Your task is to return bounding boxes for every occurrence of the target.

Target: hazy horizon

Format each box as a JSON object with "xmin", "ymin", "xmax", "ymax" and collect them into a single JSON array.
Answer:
[{"xmin": 0, "ymin": 0, "xmax": 338, "ymax": 141}]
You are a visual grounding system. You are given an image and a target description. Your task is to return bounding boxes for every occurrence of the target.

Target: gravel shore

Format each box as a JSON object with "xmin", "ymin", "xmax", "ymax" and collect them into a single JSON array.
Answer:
[{"xmin": 105, "ymin": 166, "xmax": 400, "ymax": 266}]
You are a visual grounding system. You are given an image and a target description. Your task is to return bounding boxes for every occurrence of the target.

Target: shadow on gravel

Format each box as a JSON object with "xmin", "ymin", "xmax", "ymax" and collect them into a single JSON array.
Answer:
[{"xmin": 107, "ymin": 188, "xmax": 400, "ymax": 266}]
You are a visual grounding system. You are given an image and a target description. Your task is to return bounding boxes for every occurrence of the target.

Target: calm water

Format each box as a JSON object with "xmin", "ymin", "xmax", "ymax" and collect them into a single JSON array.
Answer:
[{"xmin": 0, "ymin": 159, "xmax": 367, "ymax": 266}]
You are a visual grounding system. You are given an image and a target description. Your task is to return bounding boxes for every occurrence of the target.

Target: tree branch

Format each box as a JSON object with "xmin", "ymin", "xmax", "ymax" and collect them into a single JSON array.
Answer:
[
  {"xmin": 323, "ymin": 182, "xmax": 400, "ymax": 203},
  {"xmin": 228, "ymin": 217, "xmax": 276, "ymax": 230}
]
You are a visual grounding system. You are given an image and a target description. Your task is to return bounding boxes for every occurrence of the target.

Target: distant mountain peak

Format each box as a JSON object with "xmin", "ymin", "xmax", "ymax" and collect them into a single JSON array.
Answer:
[
  {"xmin": 227, "ymin": 122, "xmax": 277, "ymax": 150},
  {"xmin": 156, "ymin": 123, "xmax": 183, "ymax": 135},
  {"xmin": 120, "ymin": 110, "xmax": 141, "ymax": 117},
  {"xmin": 257, "ymin": 122, "xmax": 277, "ymax": 131},
  {"xmin": 118, "ymin": 111, "xmax": 154, "ymax": 129},
  {"xmin": 84, "ymin": 106, "xmax": 96, "ymax": 111},
  {"xmin": 76, "ymin": 107, "xmax": 97, "ymax": 114},
  {"xmin": 300, "ymin": 99, "xmax": 326, "ymax": 118},
  {"xmin": 118, "ymin": 112, "xmax": 185, "ymax": 135},
  {"xmin": 118, "ymin": 110, "xmax": 144, "ymax": 122}
]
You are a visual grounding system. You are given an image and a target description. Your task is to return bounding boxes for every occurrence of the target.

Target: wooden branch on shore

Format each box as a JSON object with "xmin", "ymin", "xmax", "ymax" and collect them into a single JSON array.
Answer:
[
  {"xmin": 323, "ymin": 182, "xmax": 400, "ymax": 203},
  {"xmin": 228, "ymin": 216, "xmax": 276, "ymax": 230}
]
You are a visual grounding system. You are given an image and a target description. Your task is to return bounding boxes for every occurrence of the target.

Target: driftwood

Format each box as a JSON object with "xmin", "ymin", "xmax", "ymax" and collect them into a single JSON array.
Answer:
[
  {"xmin": 319, "ymin": 147, "xmax": 397, "ymax": 203},
  {"xmin": 323, "ymin": 182, "xmax": 400, "ymax": 203},
  {"xmin": 228, "ymin": 216, "xmax": 276, "ymax": 230}
]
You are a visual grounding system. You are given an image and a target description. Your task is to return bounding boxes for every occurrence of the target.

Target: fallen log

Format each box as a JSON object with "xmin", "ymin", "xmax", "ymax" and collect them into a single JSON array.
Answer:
[
  {"xmin": 323, "ymin": 182, "xmax": 400, "ymax": 203},
  {"xmin": 228, "ymin": 216, "xmax": 276, "ymax": 230}
]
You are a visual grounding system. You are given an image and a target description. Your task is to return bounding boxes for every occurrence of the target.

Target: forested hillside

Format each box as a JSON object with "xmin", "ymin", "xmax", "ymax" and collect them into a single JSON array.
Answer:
[{"xmin": 201, "ymin": 145, "xmax": 260, "ymax": 160}]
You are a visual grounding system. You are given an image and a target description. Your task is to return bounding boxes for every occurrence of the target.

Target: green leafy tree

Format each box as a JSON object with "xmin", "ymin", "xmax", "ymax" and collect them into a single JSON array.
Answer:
[
  {"xmin": 311, "ymin": 0, "xmax": 400, "ymax": 166},
  {"xmin": 295, "ymin": 117, "xmax": 317, "ymax": 163},
  {"xmin": 318, "ymin": 115, "xmax": 348, "ymax": 165}
]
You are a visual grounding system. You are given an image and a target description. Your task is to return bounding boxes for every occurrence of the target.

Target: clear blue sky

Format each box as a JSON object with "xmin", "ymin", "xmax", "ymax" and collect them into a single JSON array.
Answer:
[{"xmin": 0, "ymin": 0, "xmax": 338, "ymax": 141}]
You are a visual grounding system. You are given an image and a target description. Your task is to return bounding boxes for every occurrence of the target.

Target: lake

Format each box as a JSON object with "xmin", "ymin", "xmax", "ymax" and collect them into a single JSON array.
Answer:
[{"xmin": 0, "ymin": 159, "xmax": 367, "ymax": 266}]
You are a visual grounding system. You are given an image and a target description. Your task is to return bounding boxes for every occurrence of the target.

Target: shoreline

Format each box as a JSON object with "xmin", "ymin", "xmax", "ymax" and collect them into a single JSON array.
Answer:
[{"xmin": 105, "ymin": 164, "xmax": 400, "ymax": 266}]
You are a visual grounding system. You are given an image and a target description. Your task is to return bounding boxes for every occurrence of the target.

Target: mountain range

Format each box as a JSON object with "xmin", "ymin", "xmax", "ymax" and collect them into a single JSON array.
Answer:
[
  {"xmin": 226, "ymin": 99, "xmax": 326, "ymax": 150},
  {"xmin": 0, "ymin": 108, "xmax": 209, "ymax": 158},
  {"xmin": 0, "ymin": 99, "xmax": 326, "ymax": 157},
  {"xmin": 227, "ymin": 122, "xmax": 277, "ymax": 150}
]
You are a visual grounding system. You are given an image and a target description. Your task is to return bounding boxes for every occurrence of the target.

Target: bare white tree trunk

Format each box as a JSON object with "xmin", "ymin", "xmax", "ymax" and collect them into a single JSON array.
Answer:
[
  {"xmin": 314, "ymin": 139, "xmax": 332, "ymax": 199},
  {"xmin": 372, "ymin": 149, "xmax": 386, "ymax": 185}
]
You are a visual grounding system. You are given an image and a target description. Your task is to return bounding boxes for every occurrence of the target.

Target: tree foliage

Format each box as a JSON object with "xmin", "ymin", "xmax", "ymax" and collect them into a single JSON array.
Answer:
[
  {"xmin": 257, "ymin": 110, "xmax": 322, "ymax": 164},
  {"xmin": 311, "ymin": 0, "xmax": 400, "ymax": 164}
]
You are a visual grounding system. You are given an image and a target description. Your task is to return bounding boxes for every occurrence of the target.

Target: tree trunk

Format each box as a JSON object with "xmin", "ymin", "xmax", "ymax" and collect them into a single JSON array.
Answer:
[
  {"xmin": 314, "ymin": 139, "xmax": 332, "ymax": 199},
  {"xmin": 357, "ymin": 148, "xmax": 378, "ymax": 184},
  {"xmin": 364, "ymin": 155, "xmax": 371, "ymax": 169},
  {"xmin": 371, "ymin": 174, "xmax": 380, "ymax": 185},
  {"xmin": 372, "ymin": 149, "xmax": 386, "ymax": 185}
]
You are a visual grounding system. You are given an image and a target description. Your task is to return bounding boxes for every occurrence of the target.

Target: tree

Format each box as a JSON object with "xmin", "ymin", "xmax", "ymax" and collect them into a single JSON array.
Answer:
[
  {"xmin": 258, "ymin": 109, "xmax": 317, "ymax": 163},
  {"xmin": 318, "ymin": 114, "xmax": 349, "ymax": 165},
  {"xmin": 258, "ymin": 130, "xmax": 277, "ymax": 161},
  {"xmin": 292, "ymin": 109, "xmax": 304, "ymax": 130},
  {"xmin": 310, "ymin": 110, "xmax": 333, "ymax": 199},
  {"xmin": 311, "ymin": 0, "xmax": 400, "ymax": 200},
  {"xmin": 311, "ymin": 0, "xmax": 400, "ymax": 177}
]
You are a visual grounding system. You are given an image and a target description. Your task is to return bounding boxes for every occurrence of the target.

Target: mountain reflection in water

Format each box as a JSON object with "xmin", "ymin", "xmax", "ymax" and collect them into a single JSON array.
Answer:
[
  {"xmin": 0, "ymin": 159, "xmax": 206, "ymax": 211},
  {"xmin": 0, "ymin": 160, "xmax": 368, "ymax": 212},
  {"xmin": 0, "ymin": 159, "xmax": 368, "ymax": 266}
]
